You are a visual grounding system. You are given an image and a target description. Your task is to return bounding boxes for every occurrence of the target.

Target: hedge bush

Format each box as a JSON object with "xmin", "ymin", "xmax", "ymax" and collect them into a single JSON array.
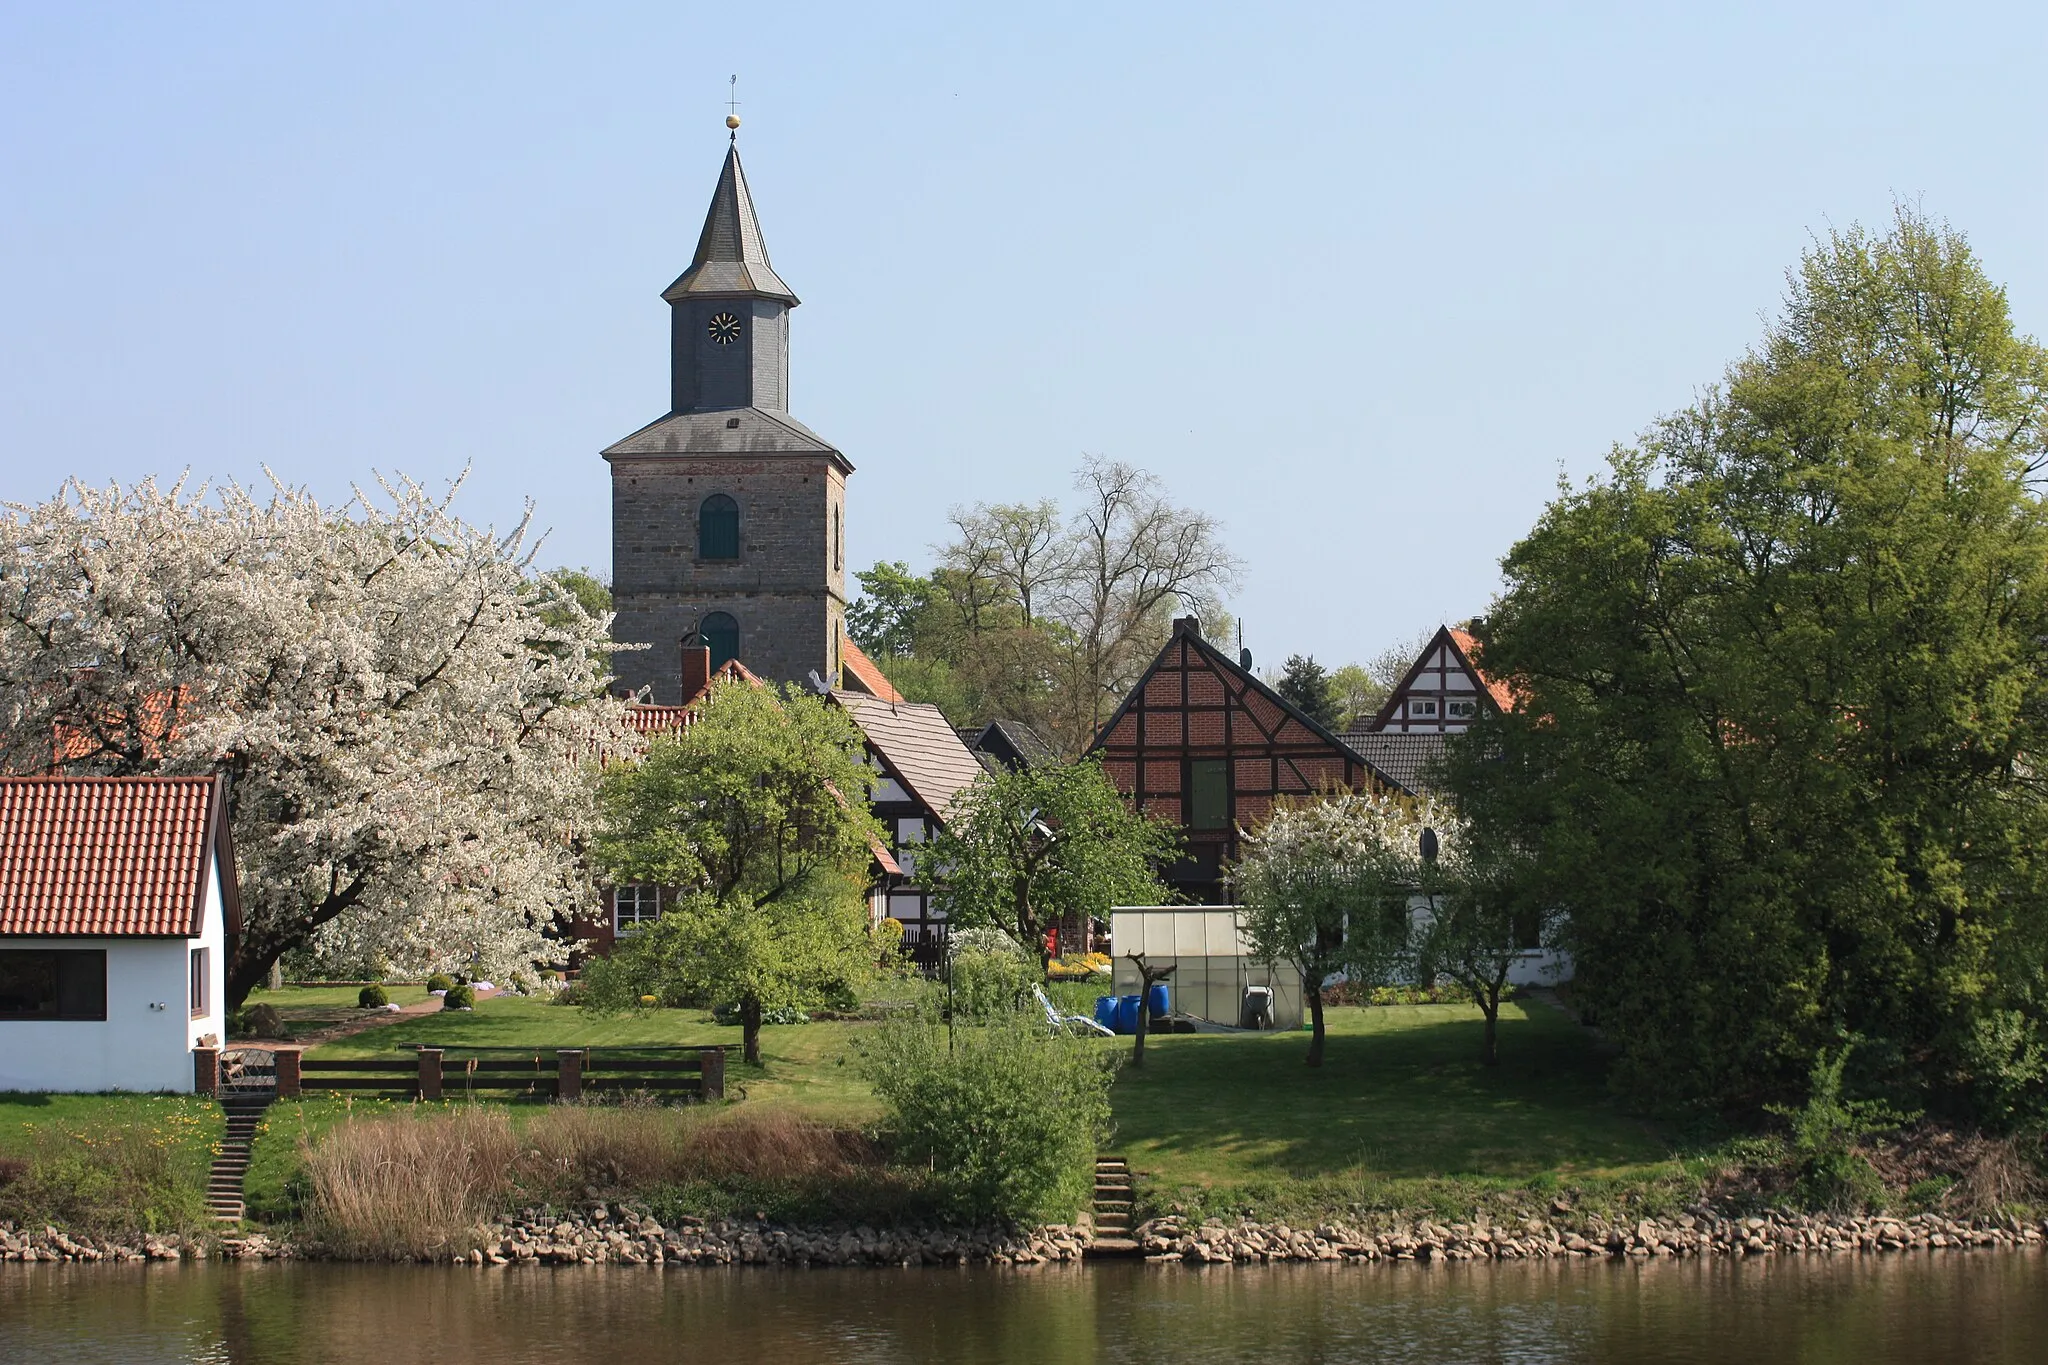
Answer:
[
  {"xmin": 425, "ymin": 973, "xmax": 456, "ymax": 993},
  {"xmin": 357, "ymin": 984, "xmax": 390, "ymax": 1008},
  {"xmin": 441, "ymin": 984, "xmax": 475, "ymax": 1011},
  {"xmin": 858, "ymin": 1015, "xmax": 1118, "ymax": 1223}
]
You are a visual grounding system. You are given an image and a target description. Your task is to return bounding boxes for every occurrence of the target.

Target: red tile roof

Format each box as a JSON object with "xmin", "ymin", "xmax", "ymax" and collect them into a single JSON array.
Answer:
[
  {"xmin": 1447, "ymin": 627, "xmax": 1517, "ymax": 712},
  {"xmin": 50, "ymin": 685, "xmax": 189, "ymax": 766},
  {"xmin": 0, "ymin": 776, "xmax": 236, "ymax": 937},
  {"xmin": 839, "ymin": 636, "xmax": 904, "ymax": 703}
]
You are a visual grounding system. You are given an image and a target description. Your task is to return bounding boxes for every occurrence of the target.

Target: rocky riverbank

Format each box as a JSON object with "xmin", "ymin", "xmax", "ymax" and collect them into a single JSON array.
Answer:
[
  {"xmin": 6, "ymin": 1206, "xmax": 2045, "ymax": 1267},
  {"xmin": 1141, "ymin": 1207, "xmax": 2048, "ymax": 1263}
]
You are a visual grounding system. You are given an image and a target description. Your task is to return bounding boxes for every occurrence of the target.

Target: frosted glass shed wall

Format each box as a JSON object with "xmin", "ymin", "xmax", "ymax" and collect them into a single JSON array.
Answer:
[{"xmin": 1109, "ymin": 906, "xmax": 1303, "ymax": 1030}]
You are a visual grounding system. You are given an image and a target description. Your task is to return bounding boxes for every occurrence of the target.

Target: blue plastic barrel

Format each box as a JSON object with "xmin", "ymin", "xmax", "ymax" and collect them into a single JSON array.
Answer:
[
  {"xmin": 1094, "ymin": 996, "xmax": 1118, "ymax": 1031},
  {"xmin": 1115, "ymin": 995, "xmax": 1142, "ymax": 1034},
  {"xmin": 1147, "ymin": 983, "xmax": 1170, "ymax": 1021}
]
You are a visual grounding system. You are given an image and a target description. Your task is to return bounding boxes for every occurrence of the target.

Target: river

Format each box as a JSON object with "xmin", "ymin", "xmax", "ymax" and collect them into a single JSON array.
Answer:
[{"xmin": 3, "ymin": 1255, "xmax": 2044, "ymax": 1363}]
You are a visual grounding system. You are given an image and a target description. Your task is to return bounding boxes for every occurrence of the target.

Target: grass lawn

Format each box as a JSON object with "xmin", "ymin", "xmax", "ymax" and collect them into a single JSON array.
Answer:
[
  {"xmin": 1107, "ymin": 999, "xmax": 1679, "ymax": 1217},
  {"xmin": 0, "ymin": 1092, "xmax": 222, "ymax": 1235},
  {"xmin": 246, "ymin": 983, "xmax": 433, "ymax": 1010}
]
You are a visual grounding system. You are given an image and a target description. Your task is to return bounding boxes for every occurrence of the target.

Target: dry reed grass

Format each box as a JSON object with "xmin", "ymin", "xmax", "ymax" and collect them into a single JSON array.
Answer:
[
  {"xmin": 302, "ymin": 1104, "xmax": 886, "ymax": 1257},
  {"xmin": 300, "ymin": 1107, "xmax": 517, "ymax": 1259}
]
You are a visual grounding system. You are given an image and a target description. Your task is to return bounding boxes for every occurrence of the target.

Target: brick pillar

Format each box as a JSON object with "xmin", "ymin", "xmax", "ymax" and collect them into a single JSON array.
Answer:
[
  {"xmin": 418, "ymin": 1048, "xmax": 443, "ymax": 1101},
  {"xmin": 557, "ymin": 1049, "xmax": 583, "ymax": 1101},
  {"xmin": 273, "ymin": 1048, "xmax": 301, "ymax": 1099},
  {"xmin": 681, "ymin": 644, "xmax": 712, "ymax": 701},
  {"xmin": 193, "ymin": 1047, "xmax": 219, "ymax": 1096},
  {"xmin": 699, "ymin": 1048, "xmax": 725, "ymax": 1101}
]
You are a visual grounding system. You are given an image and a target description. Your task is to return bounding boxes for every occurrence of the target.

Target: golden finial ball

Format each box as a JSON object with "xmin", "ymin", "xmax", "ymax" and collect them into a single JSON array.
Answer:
[{"xmin": 726, "ymin": 115, "xmax": 742, "ymax": 130}]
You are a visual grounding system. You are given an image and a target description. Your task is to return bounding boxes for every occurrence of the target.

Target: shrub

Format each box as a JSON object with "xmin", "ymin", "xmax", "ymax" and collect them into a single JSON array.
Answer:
[
  {"xmin": 1770, "ymin": 1046, "xmax": 1909, "ymax": 1212},
  {"xmin": 357, "ymin": 984, "xmax": 390, "ymax": 1008},
  {"xmin": 858, "ymin": 1014, "xmax": 1118, "ymax": 1223},
  {"xmin": 712, "ymin": 1001, "xmax": 809, "ymax": 1026},
  {"xmin": 442, "ymin": 984, "xmax": 476, "ymax": 1010},
  {"xmin": 947, "ymin": 939, "xmax": 1038, "ymax": 1021},
  {"xmin": 425, "ymin": 972, "xmax": 456, "ymax": 993}
]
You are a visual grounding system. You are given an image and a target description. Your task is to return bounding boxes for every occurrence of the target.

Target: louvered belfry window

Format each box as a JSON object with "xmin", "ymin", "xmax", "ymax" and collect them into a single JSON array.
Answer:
[
  {"xmin": 699, "ymin": 494, "xmax": 740, "ymax": 560},
  {"xmin": 702, "ymin": 613, "xmax": 740, "ymax": 670}
]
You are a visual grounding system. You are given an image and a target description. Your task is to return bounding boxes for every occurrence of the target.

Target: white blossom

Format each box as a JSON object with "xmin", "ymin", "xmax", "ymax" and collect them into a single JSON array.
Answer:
[{"xmin": 0, "ymin": 471, "xmax": 638, "ymax": 998}]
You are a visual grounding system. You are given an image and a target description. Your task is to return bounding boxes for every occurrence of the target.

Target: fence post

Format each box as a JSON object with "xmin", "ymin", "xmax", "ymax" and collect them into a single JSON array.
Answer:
[
  {"xmin": 699, "ymin": 1047, "xmax": 725, "ymax": 1101},
  {"xmin": 557, "ymin": 1049, "xmax": 583, "ymax": 1101},
  {"xmin": 193, "ymin": 1047, "xmax": 218, "ymax": 1097},
  {"xmin": 273, "ymin": 1047, "xmax": 302, "ymax": 1099},
  {"xmin": 418, "ymin": 1048, "xmax": 443, "ymax": 1101}
]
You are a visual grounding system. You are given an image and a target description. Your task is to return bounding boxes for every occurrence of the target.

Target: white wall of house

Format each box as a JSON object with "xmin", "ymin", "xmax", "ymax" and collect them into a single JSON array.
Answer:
[
  {"xmin": 0, "ymin": 861, "xmax": 226, "ymax": 1094},
  {"xmin": 1405, "ymin": 893, "xmax": 1573, "ymax": 987}
]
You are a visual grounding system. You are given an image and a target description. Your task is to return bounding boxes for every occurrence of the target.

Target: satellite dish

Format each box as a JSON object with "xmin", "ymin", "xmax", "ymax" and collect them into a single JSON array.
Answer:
[
  {"xmin": 1238, "ymin": 647, "xmax": 1253, "ymax": 671},
  {"xmin": 1420, "ymin": 828, "xmax": 1439, "ymax": 863}
]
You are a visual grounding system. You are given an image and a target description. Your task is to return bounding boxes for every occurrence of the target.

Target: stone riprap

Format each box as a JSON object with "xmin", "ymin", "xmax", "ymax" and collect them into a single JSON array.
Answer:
[
  {"xmin": 1142, "ymin": 1208, "xmax": 2048, "ymax": 1263},
  {"xmin": 6, "ymin": 1208, "xmax": 2045, "ymax": 1267}
]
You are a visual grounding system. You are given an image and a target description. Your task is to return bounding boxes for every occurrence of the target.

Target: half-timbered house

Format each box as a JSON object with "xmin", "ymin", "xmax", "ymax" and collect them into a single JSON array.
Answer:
[
  {"xmin": 833, "ymin": 691, "xmax": 985, "ymax": 970},
  {"xmin": 1091, "ymin": 617, "xmax": 1403, "ymax": 902},
  {"xmin": 1366, "ymin": 626, "xmax": 1514, "ymax": 734}
]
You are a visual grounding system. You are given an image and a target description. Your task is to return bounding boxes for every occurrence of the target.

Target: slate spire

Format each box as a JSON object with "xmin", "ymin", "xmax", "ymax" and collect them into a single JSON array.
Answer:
[{"xmin": 663, "ymin": 140, "xmax": 798, "ymax": 305}]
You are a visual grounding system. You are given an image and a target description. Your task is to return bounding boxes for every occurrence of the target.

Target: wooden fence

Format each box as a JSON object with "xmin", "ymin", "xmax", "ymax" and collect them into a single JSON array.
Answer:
[{"xmin": 276, "ymin": 1047, "xmax": 727, "ymax": 1102}]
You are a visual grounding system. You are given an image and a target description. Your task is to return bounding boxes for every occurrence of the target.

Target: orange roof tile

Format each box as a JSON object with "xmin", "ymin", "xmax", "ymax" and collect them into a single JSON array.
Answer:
[
  {"xmin": 50, "ymin": 685, "xmax": 190, "ymax": 765},
  {"xmin": 0, "ymin": 776, "xmax": 234, "ymax": 937},
  {"xmin": 1447, "ymin": 627, "xmax": 1517, "ymax": 713},
  {"xmin": 839, "ymin": 636, "xmax": 904, "ymax": 703}
]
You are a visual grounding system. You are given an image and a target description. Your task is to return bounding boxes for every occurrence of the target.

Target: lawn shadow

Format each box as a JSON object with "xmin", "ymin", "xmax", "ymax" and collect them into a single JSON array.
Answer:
[{"xmin": 1108, "ymin": 1003, "xmax": 1669, "ymax": 1184}]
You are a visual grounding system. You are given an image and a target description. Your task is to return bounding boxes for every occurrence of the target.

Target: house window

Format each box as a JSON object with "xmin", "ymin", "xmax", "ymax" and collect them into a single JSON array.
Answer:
[
  {"xmin": 699, "ymin": 494, "xmax": 740, "ymax": 560},
  {"xmin": 833, "ymin": 505, "xmax": 843, "ymax": 572},
  {"xmin": 0, "ymin": 949, "xmax": 108, "ymax": 1021},
  {"xmin": 1445, "ymin": 698, "xmax": 1478, "ymax": 719},
  {"xmin": 614, "ymin": 885, "xmax": 662, "ymax": 935},
  {"xmin": 1189, "ymin": 759, "xmax": 1229, "ymax": 831},
  {"xmin": 1409, "ymin": 698, "xmax": 1440, "ymax": 718},
  {"xmin": 189, "ymin": 947, "xmax": 210, "ymax": 1019},
  {"xmin": 701, "ymin": 612, "xmax": 739, "ymax": 670}
]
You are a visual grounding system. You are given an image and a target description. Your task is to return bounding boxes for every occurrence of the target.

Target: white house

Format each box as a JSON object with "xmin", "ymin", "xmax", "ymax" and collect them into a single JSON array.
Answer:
[{"xmin": 0, "ymin": 775, "xmax": 236, "ymax": 1093}]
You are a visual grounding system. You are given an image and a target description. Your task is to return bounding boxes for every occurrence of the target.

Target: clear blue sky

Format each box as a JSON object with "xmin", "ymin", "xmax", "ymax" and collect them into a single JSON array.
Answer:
[{"xmin": 3, "ymin": 2, "xmax": 2043, "ymax": 667}]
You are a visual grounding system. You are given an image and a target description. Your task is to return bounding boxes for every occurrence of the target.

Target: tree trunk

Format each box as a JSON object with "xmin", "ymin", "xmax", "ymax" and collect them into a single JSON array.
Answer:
[
  {"xmin": 741, "ymin": 996, "xmax": 763, "ymax": 1067},
  {"xmin": 1481, "ymin": 997, "xmax": 1499, "ymax": 1067},
  {"xmin": 1126, "ymin": 954, "xmax": 1174, "ymax": 1069},
  {"xmin": 1305, "ymin": 979, "xmax": 1326, "ymax": 1068}
]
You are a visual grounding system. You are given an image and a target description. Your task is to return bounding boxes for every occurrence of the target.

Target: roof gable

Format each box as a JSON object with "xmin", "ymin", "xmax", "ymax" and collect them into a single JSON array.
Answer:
[
  {"xmin": 839, "ymin": 636, "xmax": 904, "ymax": 703},
  {"xmin": 832, "ymin": 692, "xmax": 984, "ymax": 825},
  {"xmin": 0, "ymin": 776, "xmax": 236, "ymax": 938},
  {"xmin": 1368, "ymin": 624, "xmax": 1516, "ymax": 730}
]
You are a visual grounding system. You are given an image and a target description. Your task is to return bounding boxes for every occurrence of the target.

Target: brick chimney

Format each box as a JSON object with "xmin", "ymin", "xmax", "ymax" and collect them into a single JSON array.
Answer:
[{"xmin": 681, "ymin": 642, "xmax": 713, "ymax": 702}]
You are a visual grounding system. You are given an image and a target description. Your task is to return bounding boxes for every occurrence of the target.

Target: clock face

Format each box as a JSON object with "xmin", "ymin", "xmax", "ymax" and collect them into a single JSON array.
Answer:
[{"xmin": 707, "ymin": 312, "xmax": 742, "ymax": 346}]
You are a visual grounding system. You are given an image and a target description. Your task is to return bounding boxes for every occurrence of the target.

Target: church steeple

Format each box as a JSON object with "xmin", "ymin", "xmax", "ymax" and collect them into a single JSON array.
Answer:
[
  {"xmin": 661, "ymin": 138, "xmax": 796, "ymax": 414},
  {"xmin": 662, "ymin": 141, "xmax": 799, "ymax": 305}
]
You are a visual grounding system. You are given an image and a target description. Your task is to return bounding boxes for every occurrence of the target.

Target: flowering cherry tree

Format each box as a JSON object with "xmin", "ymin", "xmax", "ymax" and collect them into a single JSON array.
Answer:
[
  {"xmin": 1232, "ymin": 790, "xmax": 1452, "ymax": 1066},
  {"xmin": 0, "ymin": 472, "xmax": 636, "ymax": 1004}
]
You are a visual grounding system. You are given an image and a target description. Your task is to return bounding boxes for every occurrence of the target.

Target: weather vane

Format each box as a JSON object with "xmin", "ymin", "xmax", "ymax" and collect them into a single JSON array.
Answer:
[{"xmin": 725, "ymin": 75, "xmax": 741, "ymax": 137}]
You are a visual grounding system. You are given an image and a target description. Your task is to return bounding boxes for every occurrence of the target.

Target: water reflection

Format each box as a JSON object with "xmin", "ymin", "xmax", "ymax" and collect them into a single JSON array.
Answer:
[{"xmin": 2, "ymin": 1253, "xmax": 2043, "ymax": 1365}]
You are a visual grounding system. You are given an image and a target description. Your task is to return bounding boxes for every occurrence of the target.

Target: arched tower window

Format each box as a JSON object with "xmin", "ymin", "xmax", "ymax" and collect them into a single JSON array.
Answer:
[
  {"xmin": 701, "ymin": 612, "xmax": 740, "ymax": 670},
  {"xmin": 699, "ymin": 495, "xmax": 739, "ymax": 560}
]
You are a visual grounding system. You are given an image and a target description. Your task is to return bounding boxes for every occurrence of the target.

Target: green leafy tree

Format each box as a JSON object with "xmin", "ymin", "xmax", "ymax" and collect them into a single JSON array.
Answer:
[
  {"xmin": 1447, "ymin": 207, "xmax": 2048, "ymax": 1118},
  {"xmin": 1275, "ymin": 654, "xmax": 1341, "ymax": 730},
  {"xmin": 1412, "ymin": 831, "xmax": 1558, "ymax": 1067},
  {"xmin": 1233, "ymin": 791, "xmax": 1429, "ymax": 1067},
  {"xmin": 846, "ymin": 561, "xmax": 935, "ymax": 660},
  {"xmin": 589, "ymin": 679, "xmax": 882, "ymax": 1064},
  {"xmin": 1326, "ymin": 663, "xmax": 1384, "ymax": 731},
  {"xmin": 929, "ymin": 757, "xmax": 1180, "ymax": 965}
]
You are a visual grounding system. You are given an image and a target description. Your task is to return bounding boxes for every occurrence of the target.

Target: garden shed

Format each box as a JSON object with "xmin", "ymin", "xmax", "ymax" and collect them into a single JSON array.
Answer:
[{"xmin": 1108, "ymin": 906, "xmax": 1303, "ymax": 1031}]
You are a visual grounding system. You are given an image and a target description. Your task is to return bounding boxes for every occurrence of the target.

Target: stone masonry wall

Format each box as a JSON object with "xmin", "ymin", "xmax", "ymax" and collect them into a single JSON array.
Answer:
[{"xmin": 611, "ymin": 454, "xmax": 845, "ymax": 702}]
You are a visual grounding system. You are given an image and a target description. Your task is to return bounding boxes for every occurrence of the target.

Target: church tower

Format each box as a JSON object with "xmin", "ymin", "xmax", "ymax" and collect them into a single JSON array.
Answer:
[{"xmin": 603, "ymin": 129, "xmax": 852, "ymax": 702}]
